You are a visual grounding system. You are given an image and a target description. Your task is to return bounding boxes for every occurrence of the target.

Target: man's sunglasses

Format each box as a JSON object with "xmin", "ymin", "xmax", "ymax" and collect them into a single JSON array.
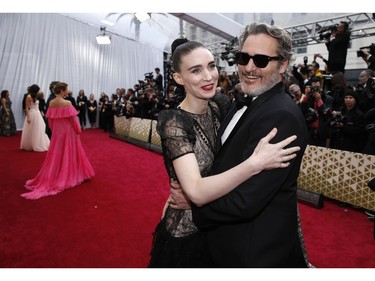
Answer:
[{"xmin": 235, "ymin": 52, "xmax": 283, "ymax": 68}]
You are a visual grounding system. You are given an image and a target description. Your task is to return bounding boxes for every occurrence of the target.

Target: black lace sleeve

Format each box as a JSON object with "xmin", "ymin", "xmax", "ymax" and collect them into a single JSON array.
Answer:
[
  {"xmin": 157, "ymin": 109, "xmax": 196, "ymax": 161},
  {"xmin": 211, "ymin": 93, "xmax": 232, "ymax": 122}
]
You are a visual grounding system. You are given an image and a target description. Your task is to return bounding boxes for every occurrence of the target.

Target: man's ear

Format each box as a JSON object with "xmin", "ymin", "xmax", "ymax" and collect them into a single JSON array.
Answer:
[
  {"xmin": 173, "ymin": 72, "xmax": 184, "ymax": 86},
  {"xmin": 279, "ymin": 59, "xmax": 289, "ymax": 75}
]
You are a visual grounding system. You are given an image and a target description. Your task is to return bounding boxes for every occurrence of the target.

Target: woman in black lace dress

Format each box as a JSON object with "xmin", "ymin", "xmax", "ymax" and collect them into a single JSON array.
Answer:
[
  {"xmin": 0, "ymin": 90, "xmax": 17, "ymax": 136},
  {"xmin": 148, "ymin": 40, "xmax": 300, "ymax": 267},
  {"xmin": 76, "ymin": 89, "xmax": 88, "ymax": 129}
]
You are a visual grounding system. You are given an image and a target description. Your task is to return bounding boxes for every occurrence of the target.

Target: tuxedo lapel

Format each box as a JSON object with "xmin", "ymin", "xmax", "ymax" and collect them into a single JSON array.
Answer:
[
  {"xmin": 219, "ymin": 105, "xmax": 252, "ymax": 150},
  {"xmin": 215, "ymin": 103, "xmax": 238, "ymax": 154}
]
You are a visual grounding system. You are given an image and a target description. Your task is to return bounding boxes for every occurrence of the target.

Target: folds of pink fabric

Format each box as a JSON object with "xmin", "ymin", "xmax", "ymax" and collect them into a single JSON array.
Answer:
[{"xmin": 22, "ymin": 105, "xmax": 95, "ymax": 200}]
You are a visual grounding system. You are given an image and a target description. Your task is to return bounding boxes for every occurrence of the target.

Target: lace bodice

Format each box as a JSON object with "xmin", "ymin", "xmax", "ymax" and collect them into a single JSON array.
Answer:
[{"xmin": 157, "ymin": 99, "xmax": 226, "ymax": 237}]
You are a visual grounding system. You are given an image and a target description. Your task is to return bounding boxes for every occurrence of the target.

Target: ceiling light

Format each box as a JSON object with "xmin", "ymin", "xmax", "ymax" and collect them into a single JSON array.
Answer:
[
  {"xmin": 96, "ymin": 34, "xmax": 111, "ymax": 44},
  {"xmin": 96, "ymin": 26, "xmax": 111, "ymax": 45},
  {"xmin": 135, "ymin": 13, "xmax": 151, "ymax": 23}
]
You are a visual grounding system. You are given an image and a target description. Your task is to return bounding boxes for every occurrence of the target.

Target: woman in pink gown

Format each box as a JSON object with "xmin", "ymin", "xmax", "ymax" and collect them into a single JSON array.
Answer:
[{"xmin": 21, "ymin": 82, "xmax": 95, "ymax": 200}]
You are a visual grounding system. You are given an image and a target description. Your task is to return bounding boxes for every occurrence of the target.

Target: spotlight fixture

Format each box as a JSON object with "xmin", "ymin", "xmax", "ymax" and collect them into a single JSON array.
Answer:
[
  {"xmin": 134, "ymin": 12, "xmax": 151, "ymax": 23},
  {"xmin": 96, "ymin": 26, "xmax": 111, "ymax": 45}
]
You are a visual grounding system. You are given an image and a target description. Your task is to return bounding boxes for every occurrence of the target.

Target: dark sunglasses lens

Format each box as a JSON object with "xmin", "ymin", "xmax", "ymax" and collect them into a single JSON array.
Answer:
[
  {"xmin": 253, "ymin": 55, "xmax": 269, "ymax": 68},
  {"xmin": 236, "ymin": 53, "xmax": 270, "ymax": 68},
  {"xmin": 236, "ymin": 52, "xmax": 250, "ymax": 65}
]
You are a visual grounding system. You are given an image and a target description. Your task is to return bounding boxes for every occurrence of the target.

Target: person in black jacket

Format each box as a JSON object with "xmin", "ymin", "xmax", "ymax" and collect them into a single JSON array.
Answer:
[
  {"xmin": 362, "ymin": 108, "xmax": 375, "ymax": 155},
  {"xmin": 45, "ymin": 81, "xmax": 59, "ymax": 138},
  {"xmin": 325, "ymin": 21, "xmax": 351, "ymax": 74},
  {"xmin": 64, "ymin": 90, "xmax": 77, "ymax": 109},
  {"xmin": 329, "ymin": 89, "xmax": 367, "ymax": 152},
  {"xmin": 154, "ymin": 67, "xmax": 163, "ymax": 94}
]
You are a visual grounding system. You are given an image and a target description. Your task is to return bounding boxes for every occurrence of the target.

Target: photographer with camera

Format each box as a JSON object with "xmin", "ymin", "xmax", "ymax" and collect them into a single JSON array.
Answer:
[
  {"xmin": 328, "ymin": 89, "xmax": 367, "ymax": 152},
  {"xmin": 328, "ymin": 71, "xmax": 350, "ymax": 112},
  {"xmin": 358, "ymin": 43, "xmax": 375, "ymax": 71},
  {"xmin": 300, "ymin": 77, "xmax": 333, "ymax": 147},
  {"xmin": 324, "ymin": 21, "xmax": 351, "ymax": 74}
]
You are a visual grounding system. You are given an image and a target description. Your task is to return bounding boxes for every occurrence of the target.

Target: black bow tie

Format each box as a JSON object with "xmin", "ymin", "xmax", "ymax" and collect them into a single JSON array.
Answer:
[{"xmin": 234, "ymin": 93, "xmax": 252, "ymax": 109}]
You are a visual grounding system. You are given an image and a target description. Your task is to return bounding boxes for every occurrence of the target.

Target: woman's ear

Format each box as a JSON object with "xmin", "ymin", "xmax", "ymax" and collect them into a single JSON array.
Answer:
[{"xmin": 173, "ymin": 72, "xmax": 184, "ymax": 86}]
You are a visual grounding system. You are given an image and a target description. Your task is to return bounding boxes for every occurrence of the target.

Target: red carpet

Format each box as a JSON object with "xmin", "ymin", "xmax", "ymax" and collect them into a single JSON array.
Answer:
[{"xmin": 0, "ymin": 129, "xmax": 374, "ymax": 268}]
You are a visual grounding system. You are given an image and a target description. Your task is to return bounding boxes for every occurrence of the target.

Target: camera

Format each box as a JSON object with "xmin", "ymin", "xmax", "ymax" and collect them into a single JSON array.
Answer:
[
  {"xmin": 144, "ymin": 72, "xmax": 154, "ymax": 80},
  {"xmin": 329, "ymin": 112, "xmax": 346, "ymax": 128},
  {"xmin": 318, "ymin": 24, "xmax": 338, "ymax": 40},
  {"xmin": 310, "ymin": 86, "xmax": 320, "ymax": 94},
  {"xmin": 357, "ymin": 50, "xmax": 365, "ymax": 57},
  {"xmin": 357, "ymin": 50, "xmax": 365, "ymax": 58},
  {"xmin": 357, "ymin": 43, "xmax": 375, "ymax": 57},
  {"xmin": 305, "ymin": 108, "xmax": 318, "ymax": 124},
  {"xmin": 307, "ymin": 86, "xmax": 320, "ymax": 103}
]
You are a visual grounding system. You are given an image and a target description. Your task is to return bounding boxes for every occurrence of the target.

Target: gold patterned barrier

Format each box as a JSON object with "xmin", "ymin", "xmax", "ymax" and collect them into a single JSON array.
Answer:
[
  {"xmin": 126, "ymin": 117, "xmax": 152, "ymax": 149},
  {"xmin": 113, "ymin": 117, "xmax": 162, "ymax": 153},
  {"xmin": 114, "ymin": 116, "xmax": 131, "ymax": 137},
  {"xmin": 149, "ymin": 120, "xmax": 162, "ymax": 153},
  {"xmin": 298, "ymin": 145, "xmax": 375, "ymax": 211}
]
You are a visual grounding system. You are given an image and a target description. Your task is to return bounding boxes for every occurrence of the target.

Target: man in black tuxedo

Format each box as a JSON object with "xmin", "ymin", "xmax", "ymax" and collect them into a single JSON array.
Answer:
[
  {"xmin": 45, "ymin": 81, "xmax": 59, "ymax": 138},
  {"xmin": 22, "ymin": 90, "xmax": 29, "ymax": 114},
  {"xmin": 170, "ymin": 22, "xmax": 309, "ymax": 267}
]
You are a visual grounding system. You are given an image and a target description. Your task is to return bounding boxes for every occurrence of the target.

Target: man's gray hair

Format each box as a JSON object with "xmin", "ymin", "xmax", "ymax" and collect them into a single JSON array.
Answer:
[{"xmin": 239, "ymin": 22, "xmax": 294, "ymax": 81}]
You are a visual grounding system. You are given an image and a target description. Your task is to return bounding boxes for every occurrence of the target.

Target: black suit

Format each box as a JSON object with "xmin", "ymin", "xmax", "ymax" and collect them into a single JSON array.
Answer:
[
  {"xmin": 325, "ymin": 31, "xmax": 350, "ymax": 73},
  {"xmin": 45, "ymin": 93, "xmax": 56, "ymax": 139},
  {"xmin": 155, "ymin": 73, "xmax": 163, "ymax": 93},
  {"xmin": 192, "ymin": 82, "xmax": 309, "ymax": 267},
  {"xmin": 22, "ymin": 93, "xmax": 28, "ymax": 113}
]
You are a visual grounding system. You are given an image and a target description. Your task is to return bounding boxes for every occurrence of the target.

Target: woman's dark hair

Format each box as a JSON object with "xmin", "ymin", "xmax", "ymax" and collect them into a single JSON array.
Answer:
[
  {"xmin": 172, "ymin": 40, "xmax": 206, "ymax": 72},
  {"xmin": 53, "ymin": 82, "xmax": 68, "ymax": 95},
  {"xmin": 171, "ymin": 38, "xmax": 189, "ymax": 55},
  {"xmin": 49, "ymin": 81, "xmax": 59, "ymax": 93},
  {"xmin": 1, "ymin": 90, "xmax": 9, "ymax": 99},
  {"xmin": 28, "ymin": 84, "xmax": 40, "ymax": 102}
]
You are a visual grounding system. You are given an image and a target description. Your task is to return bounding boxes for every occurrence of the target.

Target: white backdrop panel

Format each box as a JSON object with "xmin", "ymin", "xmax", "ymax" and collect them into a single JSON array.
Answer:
[{"xmin": 0, "ymin": 13, "xmax": 164, "ymax": 130}]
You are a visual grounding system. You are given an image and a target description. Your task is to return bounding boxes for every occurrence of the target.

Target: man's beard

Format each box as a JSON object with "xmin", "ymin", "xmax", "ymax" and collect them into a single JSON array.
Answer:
[{"xmin": 242, "ymin": 71, "xmax": 281, "ymax": 97}]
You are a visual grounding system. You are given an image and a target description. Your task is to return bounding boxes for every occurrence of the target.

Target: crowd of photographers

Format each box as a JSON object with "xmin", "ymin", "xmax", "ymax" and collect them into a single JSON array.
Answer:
[
  {"xmin": 97, "ymin": 67, "xmax": 186, "ymax": 132},
  {"xmin": 104, "ymin": 68, "xmax": 238, "ymax": 130},
  {"xmin": 288, "ymin": 58, "xmax": 375, "ymax": 155}
]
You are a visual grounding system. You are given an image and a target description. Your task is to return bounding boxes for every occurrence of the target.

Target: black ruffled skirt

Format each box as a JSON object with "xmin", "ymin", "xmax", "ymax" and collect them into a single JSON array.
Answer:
[{"xmin": 148, "ymin": 219, "xmax": 211, "ymax": 268}]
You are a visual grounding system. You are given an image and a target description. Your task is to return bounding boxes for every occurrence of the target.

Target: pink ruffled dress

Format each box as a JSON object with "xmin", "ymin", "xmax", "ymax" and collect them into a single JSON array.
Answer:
[{"xmin": 21, "ymin": 105, "xmax": 95, "ymax": 200}]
